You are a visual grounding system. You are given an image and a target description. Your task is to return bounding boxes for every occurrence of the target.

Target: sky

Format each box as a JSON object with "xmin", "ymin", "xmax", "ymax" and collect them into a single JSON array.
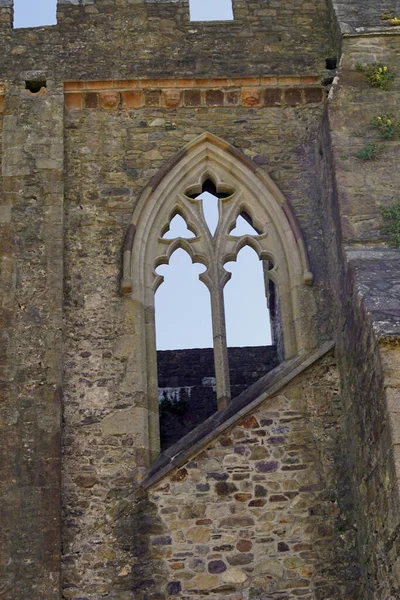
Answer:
[
  {"xmin": 155, "ymin": 193, "xmax": 272, "ymax": 350},
  {"xmin": 13, "ymin": 0, "xmax": 234, "ymax": 28}
]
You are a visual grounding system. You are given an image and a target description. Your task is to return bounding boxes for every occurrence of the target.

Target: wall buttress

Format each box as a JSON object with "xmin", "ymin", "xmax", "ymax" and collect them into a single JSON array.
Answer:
[{"xmin": 0, "ymin": 81, "xmax": 64, "ymax": 599}]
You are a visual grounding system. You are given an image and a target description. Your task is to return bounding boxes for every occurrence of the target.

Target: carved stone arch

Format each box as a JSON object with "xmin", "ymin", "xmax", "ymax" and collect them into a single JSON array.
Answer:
[{"xmin": 121, "ymin": 132, "xmax": 316, "ymax": 462}]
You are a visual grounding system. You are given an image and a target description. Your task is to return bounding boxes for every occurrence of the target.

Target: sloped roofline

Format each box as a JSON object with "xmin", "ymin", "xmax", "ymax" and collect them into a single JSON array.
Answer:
[{"xmin": 143, "ymin": 340, "xmax": 335, "ymax": 489}]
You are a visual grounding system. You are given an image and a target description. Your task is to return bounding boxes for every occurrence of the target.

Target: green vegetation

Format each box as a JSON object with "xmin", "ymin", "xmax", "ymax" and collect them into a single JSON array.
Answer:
[
  {"xmin": 383, "ymin": 201, "xmax": 400, "ymax": 247},
  {"xmin": 381, "ymin": 9, "xmax": 395, "ymax": 20},
  {"xmin": 371, "ymin": 114, "xmax": 400, "ymax": 139},
  {"xmin": 354, "ymin": 142, "xmax": 384, "ymax": 161},
  {"xmin": 356, "ymin": 63, "xmax": 395, "ymax": 90},
  {"xmin": 381, "ymin": 9, "xmax": 400, "ymax": 24}
]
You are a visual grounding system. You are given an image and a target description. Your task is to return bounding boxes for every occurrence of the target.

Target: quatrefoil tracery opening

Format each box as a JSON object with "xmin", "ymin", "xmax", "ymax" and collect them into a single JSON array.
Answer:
[
  {"xmin": 186, "ymin": 178, "xmax": 234, "ymax": 200},
  {"xmin": 159, "ymin": 178, "xmax": 264, "ymax": 249}
]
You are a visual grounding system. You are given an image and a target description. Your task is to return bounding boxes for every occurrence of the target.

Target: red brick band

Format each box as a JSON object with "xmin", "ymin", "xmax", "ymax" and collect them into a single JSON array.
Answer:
[{"xmin": 63, "ymin": 76, "xmax": 324, "ymax": 110}]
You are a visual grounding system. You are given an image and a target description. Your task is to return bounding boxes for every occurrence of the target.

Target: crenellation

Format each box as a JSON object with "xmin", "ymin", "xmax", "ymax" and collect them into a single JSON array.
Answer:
[{"xmin": 0, "ymin": 0, "xmax": 12, "ymax": 29}]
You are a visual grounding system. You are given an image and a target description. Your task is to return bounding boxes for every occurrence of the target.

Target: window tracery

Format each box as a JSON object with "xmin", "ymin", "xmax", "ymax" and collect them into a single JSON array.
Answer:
[
  {"xmin": 121, "ymin": 132, "xmax": 315, "ymax": 461},
  {"xmin": 154, "ymin": 177, "xmax": 272, "ymax": 409},
  {"xmin": 224, "ymin": 245, "xmax": 272, "ymax": 348},
  {"xmin": 155, "ymin": 249, "xmax": 212, "ymax": 350}
]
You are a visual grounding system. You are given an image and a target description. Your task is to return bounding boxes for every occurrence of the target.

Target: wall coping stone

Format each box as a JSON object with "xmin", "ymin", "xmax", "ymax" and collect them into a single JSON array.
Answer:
[
  {"xmin": 346, "ymin": 247, "xmax": 400, "ymax": 339},
  {"xmin": 344, "ymin": 29, "xmax": 400, "ymax": 37},
  {"xmin": 143, "ymin": 340, "xmax": 335, "ymax": 489}
]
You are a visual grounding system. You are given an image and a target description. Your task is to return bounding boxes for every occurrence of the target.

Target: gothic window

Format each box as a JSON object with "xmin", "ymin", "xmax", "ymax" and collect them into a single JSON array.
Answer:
[
  {"xmin": 189, "ymin": 0, "xmax": 234, "ymax": 22},
  {"xmin": 122, "ymin": 133, "xmax": 314, "ymax": 461}
]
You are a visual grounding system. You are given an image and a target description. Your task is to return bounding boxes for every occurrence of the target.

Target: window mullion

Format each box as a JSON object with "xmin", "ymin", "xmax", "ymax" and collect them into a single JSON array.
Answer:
[{"xmin": 209, "ymin": 275, "xmax": 231, "ymax": 410}]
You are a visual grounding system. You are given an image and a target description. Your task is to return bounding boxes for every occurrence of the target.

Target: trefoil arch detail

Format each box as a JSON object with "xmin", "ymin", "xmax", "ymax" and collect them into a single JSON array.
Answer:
[{"xmin": 121, "ymin": 132, "xmax": 315, "ymax": 461}]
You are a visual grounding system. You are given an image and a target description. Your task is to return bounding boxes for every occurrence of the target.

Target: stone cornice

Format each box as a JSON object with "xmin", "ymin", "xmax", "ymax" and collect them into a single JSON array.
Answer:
[{"xmin": 63, "ymin": 75, "xmax": 324, "ymax": 110}]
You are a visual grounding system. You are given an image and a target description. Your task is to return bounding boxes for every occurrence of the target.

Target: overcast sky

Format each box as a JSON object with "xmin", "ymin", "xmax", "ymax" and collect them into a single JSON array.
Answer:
[{"xmin": 14, "ymin": 0, "xmax": 234, "ymax": 27}]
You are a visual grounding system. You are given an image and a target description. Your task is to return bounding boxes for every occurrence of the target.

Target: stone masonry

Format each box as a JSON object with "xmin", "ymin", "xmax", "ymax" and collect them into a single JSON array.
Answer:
[
  {"xmin": 0, "ymin": 1, "xmax": 400, "ymax": 600},
  {"xmin": 141, "ymin": 352, "xmax": 360, "ymax": 600},
  {"xmin": 158, "ymin": 346, "xmax": 279, "ymax": 449}
]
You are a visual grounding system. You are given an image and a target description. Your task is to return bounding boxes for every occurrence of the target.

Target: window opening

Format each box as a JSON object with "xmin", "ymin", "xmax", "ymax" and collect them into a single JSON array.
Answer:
[
  {"xmin": 229, "ymin": 212, "xmax": 261, "ymax": 236},
  {"xmin": 161, "ymin": 214, "xmax": 196, "ymax": 240},
  {"xmin": 189, "ymin": 0, "xmax": 233, "ymax": 22},
  {"xmin": 25, "ymin": 81, "xmax": 47, "ymax": 94},
  {"xmin": 14, "ymin": 0, "xmax": 56, "ymax": 28},
  {"xmin": 198, "ymin": 191, "xmax": 219, "ymax": 236},
  {"xmin": 325, "ymin": 57, "xmax": 337, "ymax": 70},
  {"xmin": 224, "ymin": 246, "xmax": 272, "ymax": 348},
  {"xmin": 155, "ymin": 249, "xmax": 212, "ymax": 350},
  {"xmin": 155, "ymin": 249, "xmax": 216, "ymax": 450},
  {"xmin": 223, "ymin": 247, "xmax": 278, "ymax": 399},
  {"xmin": 190, "ymin": 179, "xmax": 231, "ymax": 237},
  {"xmin": 123, "ymin": 133, "xmax": 314, "ymax": 461}
]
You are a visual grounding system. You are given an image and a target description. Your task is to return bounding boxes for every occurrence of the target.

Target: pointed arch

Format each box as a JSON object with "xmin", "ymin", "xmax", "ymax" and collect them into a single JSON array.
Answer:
[
  {"xmin": 122, "ymin": 132, "xmax": 313, "ymax": 347},
  {"xmin": 121, "ymin": 132, "xmax": 316, "ymax": 462}
]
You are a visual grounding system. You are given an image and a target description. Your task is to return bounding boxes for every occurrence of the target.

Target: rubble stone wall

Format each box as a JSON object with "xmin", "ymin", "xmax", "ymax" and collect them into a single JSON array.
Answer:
[
  {"xmin": 136, "ymin": 354, "xmax": 361, "ymax": 600},
  {"xmin": 1, "ymin": 1, "xmax": 400, "ymax": 599},
  {"xmin": 317, "ymin": 31, "xmax": 400, "ymax": 594},
  {"xmin": 61, "ymin": 92, "xmax": 330, "ymax": 599}
]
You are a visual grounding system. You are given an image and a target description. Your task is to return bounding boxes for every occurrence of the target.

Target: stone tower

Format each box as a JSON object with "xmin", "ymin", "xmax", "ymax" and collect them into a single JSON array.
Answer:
[{"xmin": 0, "ymin": 0, "xmax": 400, "ymax": 598}]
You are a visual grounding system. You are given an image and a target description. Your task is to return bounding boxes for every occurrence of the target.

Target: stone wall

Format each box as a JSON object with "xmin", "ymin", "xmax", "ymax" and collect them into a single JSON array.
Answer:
[
  {"xmin": 1, "ymin": 1, "xmax": 400, "ymax": 599},
  {"xmin": 0, "ymin": 82, "xmax": 64, "ymax": 599},
  {"xmin": 317, "ymin": 30, "xmax": 400, "ymax": 596},
  {"xmin": 133, "ymin": 352, "xmax": 361, "ymax": 600},
  {"xmin": 158, "ymin": 346, "xmax": 278, "ymax": 449},
  {"xmin": 158, "ymin": 345, "xmax": 278, "ymax": 391},
  {"xmin": 331, "ymin": 0, "xmax": 400, "ymax": 34},
  {"xmin": 60, "ymin": 94, "xmax": 330, "ymax": 596},
  {"xmin": 0, "ymin": 0, "xmax": 334, "ymax": 80}
]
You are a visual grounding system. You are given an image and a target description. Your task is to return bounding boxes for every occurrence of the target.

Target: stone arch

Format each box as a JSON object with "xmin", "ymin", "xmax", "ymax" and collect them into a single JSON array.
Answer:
[{"xmin": 121, "ymin": 132, "xmax": 316, "ymax": 462}]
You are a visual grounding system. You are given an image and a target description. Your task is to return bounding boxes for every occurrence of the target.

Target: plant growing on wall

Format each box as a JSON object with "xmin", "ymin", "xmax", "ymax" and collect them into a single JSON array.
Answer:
[
  {"xmin": 356, "ymin": 63, "xmax": 395, "ymax": 90},
  {"xmin": 381, "ymin": 10, "xmax": 400, "ymax": 25},
  {"xmin": 354, "ymin": 142, "xmax": 384, "ymax": 160},
  {"xmin": 371, "ymin": 114, "xmax": 400, "ymax": 139},
  {"xmin": 383, "ymin": 201, "xmax": 400, "ymax": 247}
]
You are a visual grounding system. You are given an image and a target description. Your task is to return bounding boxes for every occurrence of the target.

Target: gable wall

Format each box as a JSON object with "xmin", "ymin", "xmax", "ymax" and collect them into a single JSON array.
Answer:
[
  {"xmin": 61, "ymin": 87, "xmax": 332, "ymax": 600},
  {"xmin": 1, "ymin": 1, "xmax": 400, "ymax": 599},
  {"xmin": 113, "ymin": 353, "xmax": 361, "ymax": 599}
]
